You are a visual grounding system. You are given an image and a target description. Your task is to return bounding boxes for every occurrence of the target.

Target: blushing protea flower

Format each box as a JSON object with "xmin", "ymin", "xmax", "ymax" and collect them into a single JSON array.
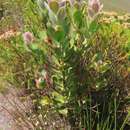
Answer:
[
  {"xmin": 45, "ymin": 0, "xmax": 75, "ymax": 12},
  {"xmin": 88, "ymin": 0, "xmax": 103, "ymax": 18},
  {"xmin": 22, "ymin": 32, "xmax": 34, "ymax": 44},
  {"xmin": 59, "ymin": 0, "xmax": 75, "ymax": 7},
  {"xmin": 43, "ymin": 0, "xmax": 83, "ymax": 24}
]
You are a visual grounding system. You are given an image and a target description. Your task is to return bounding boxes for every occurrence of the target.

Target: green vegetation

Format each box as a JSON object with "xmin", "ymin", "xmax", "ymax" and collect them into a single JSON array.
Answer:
[{"xmin": 0, "ymin": 0, "xmax": 130, "ymax": 129}]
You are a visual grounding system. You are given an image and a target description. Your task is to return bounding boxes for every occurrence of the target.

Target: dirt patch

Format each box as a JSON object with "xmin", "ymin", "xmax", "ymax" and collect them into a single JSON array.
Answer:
[{"xmin": 0, "ymin": 87, "xmax": 33, "ymax": 130}]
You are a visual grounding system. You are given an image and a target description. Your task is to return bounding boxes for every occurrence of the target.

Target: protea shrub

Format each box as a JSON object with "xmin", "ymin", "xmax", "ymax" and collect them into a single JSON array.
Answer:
[{"xmin": 1, "ymin": 0, "xmax": 130, "ymax": 129}]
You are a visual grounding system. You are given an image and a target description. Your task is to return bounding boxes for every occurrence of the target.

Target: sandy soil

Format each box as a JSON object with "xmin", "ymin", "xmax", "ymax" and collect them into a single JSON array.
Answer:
[{"xmin": 0, "ymin": 87, "xmax": 32, "ymax": 130}]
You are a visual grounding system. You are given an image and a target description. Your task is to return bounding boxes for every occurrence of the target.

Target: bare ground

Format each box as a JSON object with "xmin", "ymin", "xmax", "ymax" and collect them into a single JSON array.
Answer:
[{"xmin": 0, "ymin": 87, "xmax": 33, "ymax": 130}]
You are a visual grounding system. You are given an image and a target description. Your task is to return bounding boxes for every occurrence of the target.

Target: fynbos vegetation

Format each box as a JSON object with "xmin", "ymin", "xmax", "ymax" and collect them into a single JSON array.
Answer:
[{"xmin": 1, "ymin": 0, "xmax": 130, "ymax": 129}]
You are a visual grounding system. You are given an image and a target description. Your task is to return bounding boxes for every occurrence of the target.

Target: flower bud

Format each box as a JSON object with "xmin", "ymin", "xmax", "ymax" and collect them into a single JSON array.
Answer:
[
  {"xmin": 59, "ymin": 0, "xmax": 75, "ymax": 7},
  {"xmin": 22, "ymin": 32, "xmax": 34, "ymax": 44},
  {"xmin": 88, "ymin": 0, "xmax": 103, "ymax": 18}
]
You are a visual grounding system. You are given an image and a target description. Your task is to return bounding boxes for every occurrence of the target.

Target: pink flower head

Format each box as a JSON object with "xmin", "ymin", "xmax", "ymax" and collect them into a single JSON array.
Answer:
[
  {"xmin": 88, "ymin": 0, "xmax": 103, "ymax": 18},
  {"xmin": 47, "ymin": 0, "xmax": 51, "ymax": 3},
  {"xmin": 59, "ymin": 0, "xmax": 75, "ymax": 7},
  {"xmin": 22, "ymin": 32, "xmax": 34, "ymax": 44},
  {"xmin": 47, "ymin": 0, "xmax": 75, "ymax": 8}
]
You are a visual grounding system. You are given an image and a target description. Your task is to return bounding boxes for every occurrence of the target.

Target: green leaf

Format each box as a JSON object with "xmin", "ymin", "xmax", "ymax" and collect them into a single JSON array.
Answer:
[
  {"xmin": 89, "ymin": 21, "xmax": 99, "ymax": 34},
  {"xmin": 128, "ymin": 54, "xmax": 130, "ymax": 61},
  {"xmin": 47, "ymin": 25, "xmax": 65, "ymax": 42},
  {"xmin": 49, "ymin": 1, "xmax": 59, "ymax": 13},
  {"xmin": 52, "ymin": 91, "xmax": 66, "ymax": 104},
  {"xmin": 55, "ymin": 29, "xmax": 65, "ymax": 42},
  {"xmin": 39, "ymin": 80, "xmax": 46, "ymax": 89},
  {"xmin": 40, "ymin": 96, "xmax": 52, "ymax": 106},
  {"xmin": 73, "ymin": 10, "xmax": 83, "ymax": 28},
  {"xmin": 39, "ymin": 31, "xmax": 47, "ymax": 40},
  {"xmin": 30, "ymin": 44, "xmax": 39, "ymax": 50},
  {"xmin": 99, "ymin": 62, "xmax": 110, "ymax": 73},
  {"xmin": 58, "ymin": 108, "xmax": 68, "ymax": 116},
  {"xmin": 60, "ymin": 18, "xmax": 70, "ymax": 35},
  {"xmin": 125, "ymin": 42, "xmax": 130, "ymax": 52},
  {"xmin": 92, "ymin": 52, "xmax": 102, "ymax": 62}
]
